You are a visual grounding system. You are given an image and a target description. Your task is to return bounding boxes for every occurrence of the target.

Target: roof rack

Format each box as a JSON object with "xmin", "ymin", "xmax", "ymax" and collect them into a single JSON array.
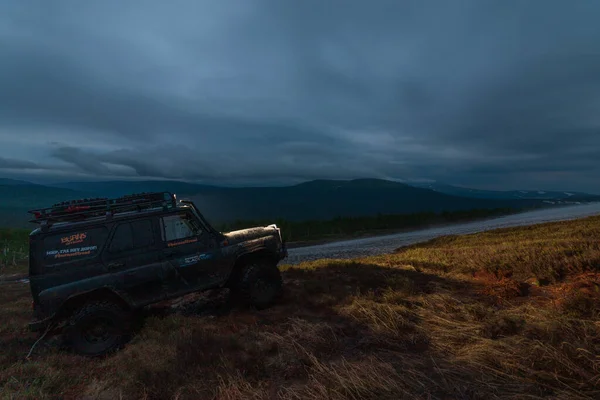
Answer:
[{"xmin": 28, "ymin": 191, "xmax": 177, "ymax": 227}]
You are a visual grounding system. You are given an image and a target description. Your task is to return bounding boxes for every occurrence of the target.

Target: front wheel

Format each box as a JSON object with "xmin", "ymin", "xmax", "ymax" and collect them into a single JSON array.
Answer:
[
  {"xmin": 232, "ymin": 261, "xmax": 283, "ymax": 310},
  {"xmin": 63, "ymin": 301, "xmax": 131, "ymax": 357}
]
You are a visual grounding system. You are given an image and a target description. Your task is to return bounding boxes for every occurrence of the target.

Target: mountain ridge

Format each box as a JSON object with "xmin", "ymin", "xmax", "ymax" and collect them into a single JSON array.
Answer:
[
  {"xmin": 5, "ymin": 177, "xmax": 598, "ymax": 198},
  {"xmin": 1, "ymin": 178, "xmax": 597, "ymax": 228},
  {"xmin": 407, "ymin": 181, "xmax": 599, "ymax": 200}
]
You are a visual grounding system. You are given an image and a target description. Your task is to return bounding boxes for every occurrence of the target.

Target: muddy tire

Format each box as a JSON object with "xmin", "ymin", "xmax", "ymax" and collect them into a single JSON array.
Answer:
[
  {"xmin": 232, "ymin": 261, "xmax": 283, "ymax": 310},
  {"xmin": 63, "ymin": 301, "xmax": 131, "ymax": 357}
]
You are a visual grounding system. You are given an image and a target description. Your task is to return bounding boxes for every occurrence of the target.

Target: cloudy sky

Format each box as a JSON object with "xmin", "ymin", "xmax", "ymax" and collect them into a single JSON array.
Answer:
[{"xmin": 1, "ymin": 1, "xmax": 599, "ymax": 191}]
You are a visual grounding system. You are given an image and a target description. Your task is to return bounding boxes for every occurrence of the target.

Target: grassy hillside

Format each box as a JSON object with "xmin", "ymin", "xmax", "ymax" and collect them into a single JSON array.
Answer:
[
  {"xmin": 0, "ymin": 227, "xmax": 29, "ymax": 275},
  {"xmin": 1, "ymin": 216, "xmax": 599, "ymax": 399}
]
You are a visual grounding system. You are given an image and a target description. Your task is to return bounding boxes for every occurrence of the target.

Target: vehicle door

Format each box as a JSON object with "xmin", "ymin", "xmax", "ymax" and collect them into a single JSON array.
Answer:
[
  {"xmin": 32, "ymin": 226, "xmax": 109, "ymax": 311},
  {"xmin": 159, "ymin": 211, "xmax": 222, "ymax": 291},
  {"xmin": 101, "ymin": 217, "xmax": 167, "ymax": 306}
]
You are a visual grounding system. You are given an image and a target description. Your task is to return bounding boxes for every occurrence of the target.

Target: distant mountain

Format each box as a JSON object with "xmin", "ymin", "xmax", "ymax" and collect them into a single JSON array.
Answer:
[
  {"xmin": 0, "ymin": 183, "xmax": 90, "ymax": 208},
  {"xmin": 1, "ymin": 178, "xmax": 596, "ymax": 229},
  {"xmin": 407, "ymin": 182, "xmax": 599, "ymax": 201},
  {"xmin": 187, "ymin": 179, "xmax": 559, "ymax": 224},
  {"xmin": 0, "ymin": 182, "xmax": 91, "ymax": 228},
  {"xmin": 50, "ymin": 180, "xmax": 218, "ymax": 197},
  {"xmin": 0, "ymin": 178, "xmax": 36, "ymax": 186}
]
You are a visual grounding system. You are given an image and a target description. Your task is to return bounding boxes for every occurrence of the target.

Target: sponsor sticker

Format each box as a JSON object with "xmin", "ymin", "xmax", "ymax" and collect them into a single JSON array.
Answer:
[
  {"xmin": 178, "ymin": 253, "xmax": 212, "ymax": 267},
  {"xmin": 46, "ymin": 245, "xmax": 98, "ymax": 259},
  {"xmin": 167, "ymin": 237, "xmax": 199, "ymax": 247},
  {"xmin": 60, "ymin": 232, "xmax": 87, "ymax": 246}
]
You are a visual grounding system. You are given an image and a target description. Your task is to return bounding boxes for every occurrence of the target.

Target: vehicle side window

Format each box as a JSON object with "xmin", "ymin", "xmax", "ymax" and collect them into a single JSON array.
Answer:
[
  {"xmin": 132, "ymin": 219, "xmax": 154, "ymax": 248},
  {"xmin": 109, "ymin": 224, "xmax": 133, "ymax": 253},
  {"xmin": 109, "ymin": 219, "xmax": 154, "ymax": 253},
  {"xmin": 161, "ymin": 213, "xmax": 202, "ymax": 242}
]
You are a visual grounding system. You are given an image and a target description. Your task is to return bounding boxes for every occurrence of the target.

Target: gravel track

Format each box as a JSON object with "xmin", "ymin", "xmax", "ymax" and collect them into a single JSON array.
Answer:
[{"xmin": 284, "ymin": 202, "xmax": 600, "ymax": 265}]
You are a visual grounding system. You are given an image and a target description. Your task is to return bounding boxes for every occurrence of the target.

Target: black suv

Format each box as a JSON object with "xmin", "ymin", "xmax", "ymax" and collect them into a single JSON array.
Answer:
[{"xmin": 27, "ymin": 192, "xmax": 287, "ymax": 356}]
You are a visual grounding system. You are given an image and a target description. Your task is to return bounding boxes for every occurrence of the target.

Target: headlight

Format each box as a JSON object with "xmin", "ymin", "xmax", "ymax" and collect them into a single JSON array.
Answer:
[{"xmin": 267, "ymin": 224, "xmax": 282, "ymax": 242}]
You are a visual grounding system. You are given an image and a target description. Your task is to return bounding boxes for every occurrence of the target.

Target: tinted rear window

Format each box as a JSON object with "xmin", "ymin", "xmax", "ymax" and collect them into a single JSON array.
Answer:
[
  {"xmin": 109, "ymin": 224, "xmax": 133, "ymax": 253},
  {"xmin": 132, "ymin": 219, "xmax": 154, "ymax": 248},
  {"xmin": 109, "ymin": 219, "xmax": 155, "ymax": 253},
  {"xmin": 43, "ymin": 227, "xmax": 107, "ymax": 266}
]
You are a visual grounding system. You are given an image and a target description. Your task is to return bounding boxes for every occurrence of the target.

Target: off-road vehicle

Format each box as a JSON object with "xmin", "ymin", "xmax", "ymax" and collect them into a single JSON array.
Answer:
[{"xmin": 27, "ymin": 192, "xmax": 287, "ymax": 356}]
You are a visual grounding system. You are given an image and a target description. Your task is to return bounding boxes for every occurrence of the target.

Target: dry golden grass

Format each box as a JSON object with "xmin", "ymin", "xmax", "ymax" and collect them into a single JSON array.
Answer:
[{"xmin": 1, "ymin": 215, "xmax": 600, "ymax": 399}]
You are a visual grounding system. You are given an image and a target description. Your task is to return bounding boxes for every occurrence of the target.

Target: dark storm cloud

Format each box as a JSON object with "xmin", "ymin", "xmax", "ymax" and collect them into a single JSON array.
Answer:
[
  {"xmin": 0, "ymin": 157, "xmax": 40, "ymax": 170},
  {"xmin": 1, "ymin": 0, "xmax": 599, "ymax": 191},
  {"xmin": 51, "ymin": 147, "xmax": 113, "ymax": 175},
  {"xmin": 51, "ymin": 142, "xmax": 398, "ymax": 182}
]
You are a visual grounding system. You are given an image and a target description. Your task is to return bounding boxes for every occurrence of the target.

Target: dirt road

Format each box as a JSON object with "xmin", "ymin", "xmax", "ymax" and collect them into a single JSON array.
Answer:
[{"xmin": 285, "ymin": 202, "xmax": 600, "ymax": 264}]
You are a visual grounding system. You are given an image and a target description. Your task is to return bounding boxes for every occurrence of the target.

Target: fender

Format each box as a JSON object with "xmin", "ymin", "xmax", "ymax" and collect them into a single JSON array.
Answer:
[
  {"xmin": 37, "ymin": 275, "xmax": 136, "ymax": 321},
  {"xmin": 221, "ymin": 236, "xmax": 281, "ymax": 286},
  {"xmin": 30, "ymin": 285, "xmax": 132, "ymax": 332},
  {"xmin": 232, "ymin": 236, "xmax": 280, "ymax": 261}
]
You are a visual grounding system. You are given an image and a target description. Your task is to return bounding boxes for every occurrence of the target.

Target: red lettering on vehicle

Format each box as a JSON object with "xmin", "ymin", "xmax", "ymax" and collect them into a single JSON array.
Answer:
[
  {"xmin": 60, "ymin": 232, "xmax": 87, "ymax": 246},
  {"xmin": 167, "ymin": 238, "xmax": 198, "ymax": 247}
]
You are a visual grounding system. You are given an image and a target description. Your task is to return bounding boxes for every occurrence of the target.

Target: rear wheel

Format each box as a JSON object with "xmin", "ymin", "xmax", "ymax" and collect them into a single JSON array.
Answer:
[
  {"xmin": 232, "ymin": 261, "xmax": 283, "ymax": 310},
  {"xmin": 63, "ymin": 300, "xmax": 131, "ymax": 357}
]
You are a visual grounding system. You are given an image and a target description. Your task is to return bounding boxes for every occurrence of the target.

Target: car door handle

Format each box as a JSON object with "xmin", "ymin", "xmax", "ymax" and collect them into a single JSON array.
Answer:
[{"xmin": 107, "ymin": 262, "xmax": 124, "ymax": 269}]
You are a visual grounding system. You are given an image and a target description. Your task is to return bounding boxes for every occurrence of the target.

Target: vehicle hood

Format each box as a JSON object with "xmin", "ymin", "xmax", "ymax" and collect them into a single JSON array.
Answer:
[{"xmin": 222, "ymin": 224, "xmax": 281, "ymax": 245}]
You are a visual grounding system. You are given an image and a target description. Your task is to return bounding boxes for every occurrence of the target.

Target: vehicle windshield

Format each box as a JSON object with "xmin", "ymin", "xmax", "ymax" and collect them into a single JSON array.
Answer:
[
  {"xmin": 180, "ymin": 203, "xmax": 216, "ymax": 234},
  {"xmin": 181, "ymin": 214, "xmax": 202, "ymax": 235}
]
